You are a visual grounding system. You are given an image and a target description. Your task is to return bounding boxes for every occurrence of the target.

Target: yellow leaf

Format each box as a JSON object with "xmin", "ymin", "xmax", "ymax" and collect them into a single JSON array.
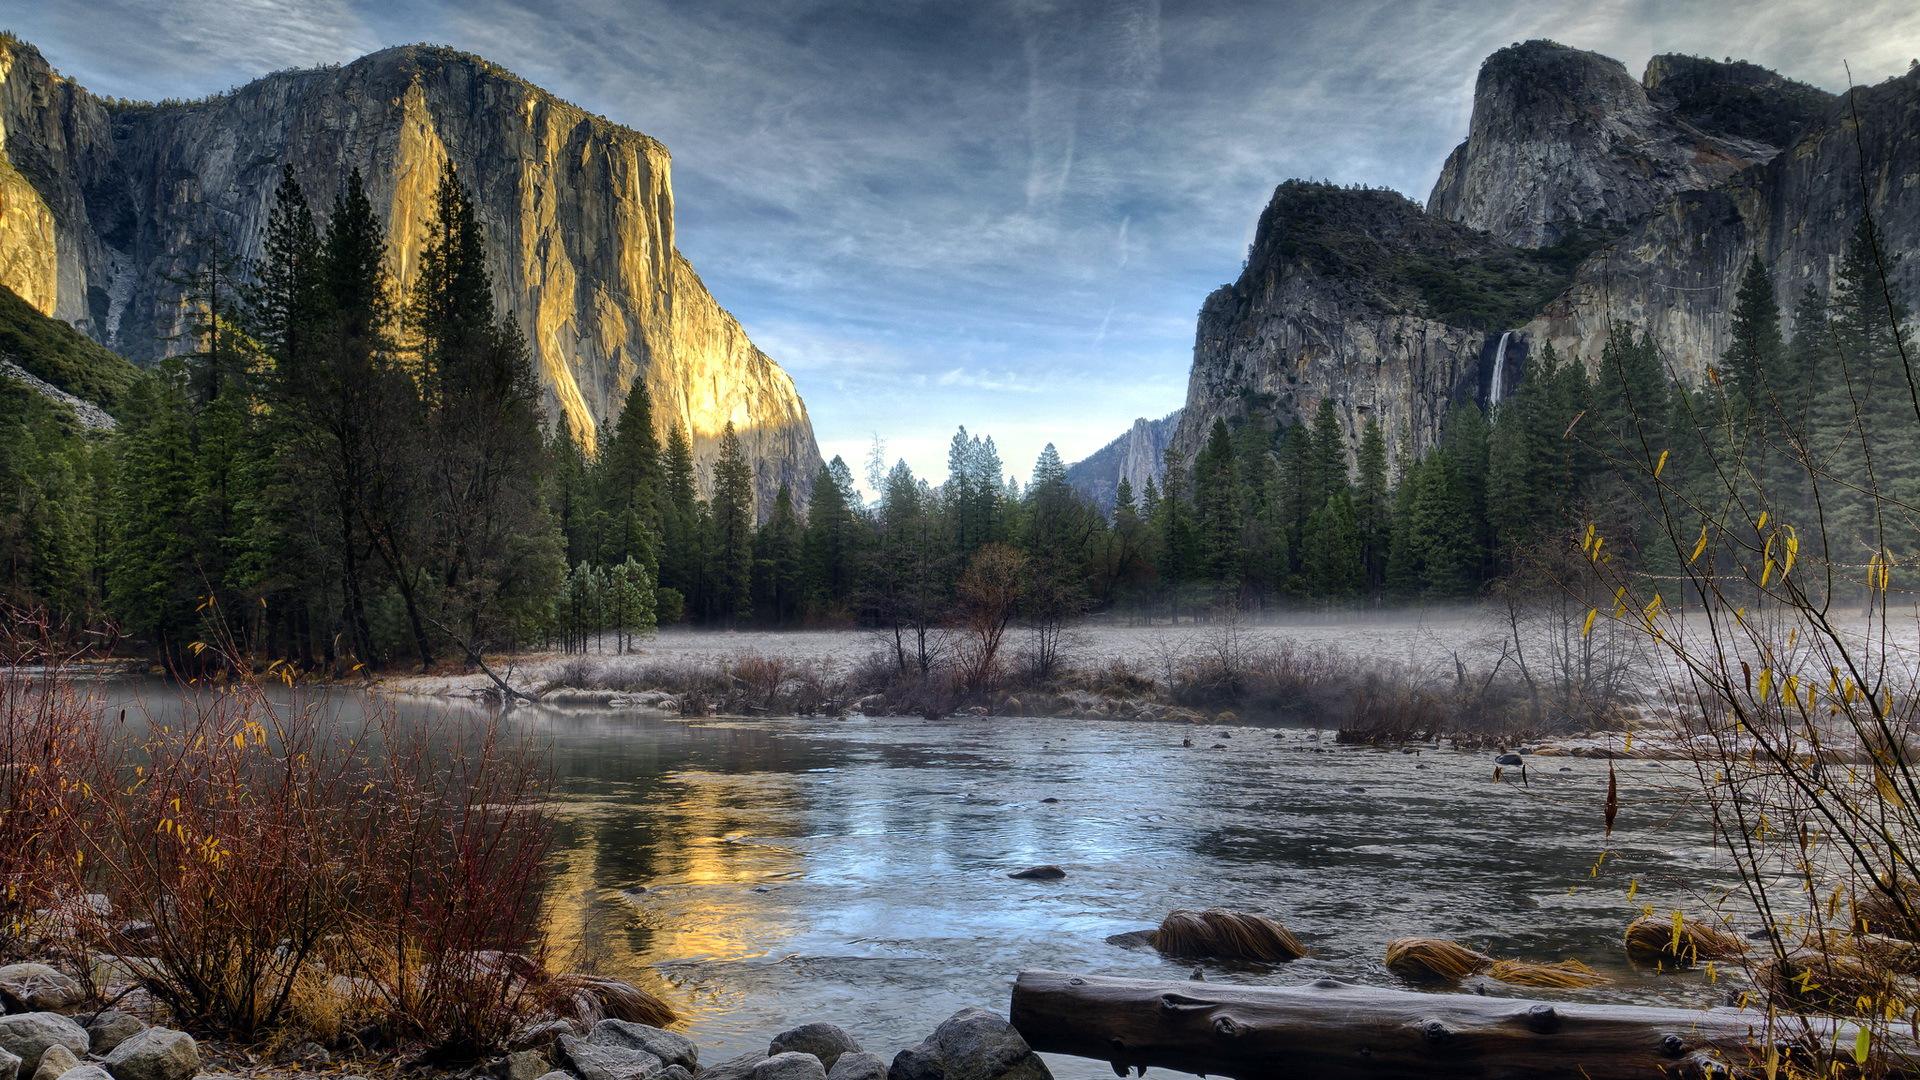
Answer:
[
  {"xmin": 1855, "ymin": 1026, "xmax": 1871, "ymax": 1065},
  {"xmin": 1582, "ymin": 608, "xmax": 1598, "ymax": 639},
  {"xmin": 1654, "ymin": 449, "xmax": 1669, "ymax": 478},
  {"xmin": 1689, "ymin": 527, "xmax": 1708, "ymax": 564}
]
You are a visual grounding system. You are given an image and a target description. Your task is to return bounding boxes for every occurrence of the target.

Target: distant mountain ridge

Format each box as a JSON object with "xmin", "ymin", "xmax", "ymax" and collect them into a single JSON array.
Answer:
[
  {"xmin": 0, "ymin": 35, "xmax": 821, "ymax": 509},
  {"xmin": 1065, "ymin": 410, "xmax": 1179, "ymax": 513}
]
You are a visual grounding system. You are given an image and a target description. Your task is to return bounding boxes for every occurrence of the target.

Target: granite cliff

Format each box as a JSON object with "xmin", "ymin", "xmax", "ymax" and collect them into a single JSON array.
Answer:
[
  {"xmin": 1065, "ymin": 410, "xmax": 1179, "ymax": 514},
  {"xmin": 0, "ymin": 36, "xmax": 820, "ymax": 509},
  {"xmin": 1162, "ymin": 41, "xmax": 1903, "ymax": 473}
]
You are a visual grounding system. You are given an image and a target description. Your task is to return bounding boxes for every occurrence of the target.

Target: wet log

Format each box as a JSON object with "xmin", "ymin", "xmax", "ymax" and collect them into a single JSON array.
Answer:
[{"xmin": 1009, "ymin": 970, "xmax": 1909, "ymax": 1080}]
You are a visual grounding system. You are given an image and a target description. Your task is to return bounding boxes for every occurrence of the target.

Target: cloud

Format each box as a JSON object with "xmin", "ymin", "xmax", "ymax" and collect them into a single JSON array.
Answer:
[{"xmin": 13, "ymin": 0, "xmax": 1920, "ymax": 483}]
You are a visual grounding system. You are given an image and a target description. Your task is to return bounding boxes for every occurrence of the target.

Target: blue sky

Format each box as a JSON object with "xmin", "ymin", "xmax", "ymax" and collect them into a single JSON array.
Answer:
[{"xmin": 8, "ymin": 0, "xmax": 1919, "ymax": 488}]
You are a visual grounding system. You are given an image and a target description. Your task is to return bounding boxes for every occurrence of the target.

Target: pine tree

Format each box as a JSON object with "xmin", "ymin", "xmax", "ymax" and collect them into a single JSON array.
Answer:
[
  {"xmin": 1193, "ymin": 418, "xmax": 1243, "ymax": 594},
  {"xmin": 594, "ymin": 379, "xmax": 663, "ymax": 569},
  {"xmin": 754, "ymin": 482, "xmax": 803, "ymax": 623},
  {"xmin": 1354, "ymin": 419, "xmax": 1390, "ymax": 591},
  {"xmin": 802, "ymin": 456, "xmax": 859, "ymax": 616},
  {"xmin": 658, "ymin": 424, "xmax": 700, "ymax": 610},
  {"xmin": 1723, "ymin": 254, "xmax": 1784, "ymax": 429},
  {"xmin": 708, "ymin": 422, "xmax": 756, "ymax": 622}
]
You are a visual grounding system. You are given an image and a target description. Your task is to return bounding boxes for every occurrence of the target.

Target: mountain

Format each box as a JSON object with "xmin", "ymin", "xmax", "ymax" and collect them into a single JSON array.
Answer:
[
  {"xmin": 1169, "ymin": 181, "xmax": 1568, "ymax": 466},
  {"xmin": 0, "ymin": 282, "xmax": 137, "ymax": 420},
  {"xmin": 1170, "ymin": 40, "xmax": 1905, "ymax": 470},
  {"xmin": 1065, "ymin": 410, "xmax": 1179, "ymax": 514},
  {"xmin": 0, "ymin": 35, "xmax": 820, "ymax": 508},
  {"xmin": 1427, "ymin": 41, "xmax": 1829, "ymax": 248}
]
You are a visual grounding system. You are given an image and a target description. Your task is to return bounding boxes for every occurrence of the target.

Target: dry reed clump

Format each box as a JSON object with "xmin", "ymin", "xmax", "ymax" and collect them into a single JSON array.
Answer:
[
  {"xmin": 1149, "ymin": 909, "xmax": 1308, "ymax": 963},
  {"xmin": 541, "ymin": 972, "xmax": 676, "ymax": 1029},
  {"xmin": 1754, "ymin": 951, "xmax": 1920, "ymax": 1016},
  {"xmin": 1852, "ymin": 885, "xmax": 1920, "ymax": 942},
  {"xmin": 1623, "ymin": 914, "xmax": 1747, "ymax": 966},
  {"xmin": 1486, "ymin": 958, "xmax": 1609, "ymax": 989},
  {"xmin": 1383, "ymin": 938, "xmax": 1493, "ymax": 981}
]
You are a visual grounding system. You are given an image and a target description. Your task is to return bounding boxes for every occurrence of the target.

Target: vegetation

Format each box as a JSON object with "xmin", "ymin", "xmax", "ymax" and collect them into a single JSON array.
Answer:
[{"xmin": 0, "ymin": 283, "xmax": 141, "ymax": 413}]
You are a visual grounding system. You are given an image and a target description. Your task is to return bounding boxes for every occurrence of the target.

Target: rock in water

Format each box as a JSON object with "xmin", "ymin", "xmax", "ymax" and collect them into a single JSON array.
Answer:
[
  {"xmin": 887, "ymin": 1008, "xmax": 1051, "ymax": 1080},
  {"xmin": 1006, "ymin": 866, "xmax": 1065, "ymax": 881},
  {"xmin": 826, "ymin": 1053, "xmax": 887, "ymax": 1080},
  {"xmin": 0, "ymin": 36, "xmax": 821, "ymax": 513},
  {"xmin": 0, "ymin": 965, "xmax": 85, "ymax": 1011},
  {"xmin": 101, "ymin": 1029, "xmax": 198, "ymax": 1080},
  {"xmin": 84, "ymin": 1014, "xmax": 145, "ymax": 1057},
  {"xmin": 29, "ymin": 1046, "xmax": 79, "ymax": 1080},
  {"xmin": 0, "ymin": 1014, "xmax": 91, "ymax": 1075},
  {"xmin": 769, "ymin": 1024, "xmax": 862, "ymax": 1072},
  {"xmin": 586, "ymin": 1020, "xmax": 698, "ymax": 1072},
  {"xmin": 752, "ymin": 1054, "xmax": 827, "ymax": 1080},
  {"xmin": 555, "ymin": 1035, "xmax": 664, "ymax": 1080},
  {"xmin": 1495, "ymin": 753, "xmax": 1524, "ymax": 766}
]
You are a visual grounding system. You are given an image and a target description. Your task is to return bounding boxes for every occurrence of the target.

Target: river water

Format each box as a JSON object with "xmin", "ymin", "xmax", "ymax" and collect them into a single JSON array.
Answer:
[{"xmin": 92, "ymin": 678, "xmax": 1739, "ymax": 1076}]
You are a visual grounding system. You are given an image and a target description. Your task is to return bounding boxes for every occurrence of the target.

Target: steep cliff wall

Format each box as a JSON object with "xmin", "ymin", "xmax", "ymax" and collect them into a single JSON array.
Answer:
[
  {"xmin": 1170, "ymin": 182, "xmax": 1558, "ymax": 467},
  {"xmin": 0, "ymin": 37, "xmax": 820, "ymax": 509},
  {"xmin": 1527, "ymin": 67, "xmax": 1920, "ymax": 380},
  {"xmin": 1426, "ymin": 41, "xmax": 1815, "ymax": 248},
  {"xmin": 1065, "ymin": 410, "xmax": 1179, "ymax": 514}
]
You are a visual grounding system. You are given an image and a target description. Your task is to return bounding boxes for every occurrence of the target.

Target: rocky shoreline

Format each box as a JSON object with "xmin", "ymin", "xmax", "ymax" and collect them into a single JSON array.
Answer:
[{"xmin": 0, "ymin": 961, "xmax": 1052, "ymax": 1080}]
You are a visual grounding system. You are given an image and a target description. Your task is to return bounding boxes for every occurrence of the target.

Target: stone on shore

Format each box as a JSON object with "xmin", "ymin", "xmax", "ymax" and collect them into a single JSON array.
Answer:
[
  {"xmin": 0, "ymin": 1014, "xmax": 91, "ymax": 1075},
  {"xmin": 697, "ymin": 1052, "xmax": 765, "ymax": 1080},
  {"xmin": 101, "ymin": 1028, "xmax": 198, "ymax": 1080},
  {"xmin": 752, "ymin": 1053, "xmax": 826, "ymax": 1080},
  {"xmin": 50, "ymin": 1067, "xmax": 110, "ymax": 1080},
  {"xmin": 768, "ymin": 1024, "xmax": 861, "ymax": 1071},
  {"xmin": 887, "ymin": 1008, "xmax": 1051, "ymax": 1080},
  {"xmin": 555, "ymin": 1034, "xmax": 663, "ymax": 1080},
  {"xmin": 0, "ymin": 966, "xmax": 84, "ymax": 1012},
  {"xmin": 586, "ymin": 1020, "xmax": 697, "ymax": 1072},
  {"xmin": 0, "ymin": 1046, "xmax": 18, "ymax": 1080},
  {"xmin": 508, "ymin": 1020, "xmax": 577, "ymax": 1051},
  {"xmin": 496, "ymin": 1051, "xmax": 551, "ymax": 1080},
  {"xmin": 29, "ymin": 1046, "xmax": 78, "ymax": 1080},
  {"xmin": 826, "ymin": 1052, "xmax": 887, "ymax": 1080},
  {"xmin": 1006, "ymin": 866, "xmax": 1064, "ymax": 881},
  {"xmin": 85, "ymin": 1014, "xmax": 145, "ymax": 1057}
]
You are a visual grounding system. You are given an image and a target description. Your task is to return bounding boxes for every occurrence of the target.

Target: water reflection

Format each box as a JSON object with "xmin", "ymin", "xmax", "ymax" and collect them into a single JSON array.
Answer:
[{"xmin": 90, "ymin": 680, "xmax": 1738, "ymax": 1078}]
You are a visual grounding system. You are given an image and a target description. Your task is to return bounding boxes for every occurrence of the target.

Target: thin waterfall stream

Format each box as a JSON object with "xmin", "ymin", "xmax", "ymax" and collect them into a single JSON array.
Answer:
[{"xmin": 1489, "ymin": 330, "xmax": 1512, "ymax": 407}]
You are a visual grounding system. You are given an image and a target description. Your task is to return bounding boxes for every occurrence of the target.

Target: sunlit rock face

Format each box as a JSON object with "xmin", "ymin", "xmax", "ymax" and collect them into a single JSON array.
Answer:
[
  {"xmin": 1527, "ymin": 67, "xmax": 1920, "ymax": 382},
  {"xmin": 1426, "ymin": 41, "xmax": 1821, "ymax": 248},
  {"xmin": 0, "ymin": 37, "xmax": 819, "ymax": 510},
  {"xmin": 1066, "ymin": 411, "xmax": 1178, "ymax": 515}
]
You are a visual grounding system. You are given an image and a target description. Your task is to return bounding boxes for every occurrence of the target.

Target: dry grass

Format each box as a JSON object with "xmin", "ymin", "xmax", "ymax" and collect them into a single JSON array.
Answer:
[
  {"xmin": 540, "ymin": 972, "xmax": 675, "ymax": 1029},
  {"xmin": 1486, "ymin": 958, "xmax": 1609, "ymax": 989},
  {"xmin": 1623, "ymin": 913, "xmax": 1747, "ymax": 966},
  {"xmin": 1383, "ymin": 937, "xmax": 1493, "ymax": 982},
  {"xmin": 1755, "ymin": 951, "xmax": 1920, "ymax": 1016},
  {"xmin": 1148, "ymin": 909, "xmax": 1308, "ymax": 963},
  {"xmin": 1852, "ymin": 885, "xmax": 1920, "ymax": 942}
]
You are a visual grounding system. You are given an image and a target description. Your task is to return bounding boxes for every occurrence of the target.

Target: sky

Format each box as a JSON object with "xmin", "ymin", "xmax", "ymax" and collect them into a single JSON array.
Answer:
[{"xmin": 8, "ymin": 0, "xmax": 1920, "ymax": 490}]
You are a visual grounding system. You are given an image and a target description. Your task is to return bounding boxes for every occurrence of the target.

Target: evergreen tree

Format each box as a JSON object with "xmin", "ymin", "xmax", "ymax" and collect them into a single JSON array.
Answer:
[
  {"xmin": 1302, "ymin": 491, "xmax": 1364, "ymax": 601},
  {"xmin": 594, "ymin": 379, "xmax": 663, "ymax": 569},
  {"xmin": 658, "ymin": 424, "xmax": 700, "ymax": 610},
  {"xmin": 755, "ymin": 482, "xmax": 803, "ymax": 623},
  {"xmin": 1193, "ymin": 418, "xmax": 1243, "ymax": 594},
  {"xmin": 707, "ymin": 422, "xmax": 756, "ymax": 622},
  {"xmin": 1354, "ymin": 419, "xmax": 1390, "ymax": 590}
]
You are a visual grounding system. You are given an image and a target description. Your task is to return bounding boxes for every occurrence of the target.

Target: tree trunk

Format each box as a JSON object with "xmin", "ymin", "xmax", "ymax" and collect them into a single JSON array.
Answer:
[{"xmin": 1008, "ymin": 971, "xmax": 1905, "ymax": 1080}]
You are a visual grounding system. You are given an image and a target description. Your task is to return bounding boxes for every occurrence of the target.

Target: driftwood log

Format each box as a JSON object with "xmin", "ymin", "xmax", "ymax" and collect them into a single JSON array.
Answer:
[{"xmin": 1009, "ymin": 971, "xmax": 1909, "ymax": 1079}]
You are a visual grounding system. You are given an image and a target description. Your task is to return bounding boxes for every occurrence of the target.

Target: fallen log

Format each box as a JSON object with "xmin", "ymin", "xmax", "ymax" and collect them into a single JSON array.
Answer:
[{"xmin": 1009, "ymin": 970, "xmax": 1912, "ymax": 1079}]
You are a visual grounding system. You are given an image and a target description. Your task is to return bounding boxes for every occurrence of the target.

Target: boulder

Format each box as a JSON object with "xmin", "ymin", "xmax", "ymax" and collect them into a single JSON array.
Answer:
[
  {"xmin": 31, "ymin": 1046, "xmax": 80, "ymax": 1080},
  {"xmin": 85, "ymin": 1013, "xmax": 146, "ymax": 1057},
  {"xmin": 826, "ymin": 1053, "xmax": 886, "ymax": 1080},
  {"xmin": 752, "ymin": 1054, "xmax": 825, "ymax": 1080},
  {"xmin": 0, "ymin": 1047, "xmax": 18, "ymax": 1080},
  {"xmin": 534, "ymin": 1073, "xmax": 573, "ymax": 1080},
  {"xmin": 0, "ymin": 965, "xmax": 85, "ymax": 1012},
  {"xmin": 51, "ymin": 1068, "xmax": 110, "ymax": 1080},
  {"xmin": 1006, "ymin": 866, "xmax": 1064, "ymax": 881},
  {"xmin": 697, "ymin": 1052, "xmax": 765, "ymax": 1080},
  {"xmin": 0, "ymin": 1014, "xmax": 91, "ymax": 1075},
  {"xmin": 768, "ymin": 1024, "xmax": 861, "ymax": 1072},
  {"xmin": 587, "ymin": 1020, "xmax": 697, "ymax": 1072},
  {"xmin": 101, "ymin": 1028, "xmax": 198, "ymax": 1080},
  {"xmin": 887, "ymin": 1008, "xmax": 1051, "ymax": 1080},
  {"xmin": 660, "ymin": 1068, "xmax": 693, "ymax": 1080},
  {"xmin": 1495, "ymin": 753, "xmax": 1524, "ymax": 766},
  {"xmin": 496, "ymin": 1051, "xmax": 551, "ymax": 1080},
  {"xmin": 508, "ymin": 1020, "xmax": 578, "ymax": 1052},
  {"xmin": 556, "ymin": 1035, "xmax": 663, "ymax": 1080}
]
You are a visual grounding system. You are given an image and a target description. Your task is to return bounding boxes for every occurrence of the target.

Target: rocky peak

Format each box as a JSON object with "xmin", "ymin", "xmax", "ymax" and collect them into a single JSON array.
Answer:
[
  {"xmin": 0, "ymin": 34, "xmax": 819, "ymax": 513},
  {"xmin": 1642, "ymin": 53, "xmax": 1834, "ymax": 148},
  {"xmin": 1065, "ymin": 411, "xmax": 1179, "ymax": 515},
  {"xmin": 1427, "ymin": 39, "xmax": 1783, "ymax": 247}
]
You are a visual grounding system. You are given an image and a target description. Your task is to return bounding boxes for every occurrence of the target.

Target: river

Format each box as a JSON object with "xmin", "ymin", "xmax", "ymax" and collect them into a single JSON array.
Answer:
[{"xmin": 92, "ymin": 677, "xmax": 1737, "ymax": 1077}]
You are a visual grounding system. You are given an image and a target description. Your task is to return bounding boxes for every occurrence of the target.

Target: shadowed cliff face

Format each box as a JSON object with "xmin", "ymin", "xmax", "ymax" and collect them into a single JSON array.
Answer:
[
  {"xmin": 0, "ymin": 37, "xmax": 819, "ymax": 511},
  {"xmin": 1426, "ymin": 41, "xmax": 1821, "ymax": 249},
  {"xmin": 1169, "ymin": 182, "xmax": 1564, "ymax": 467},
  {"xmin": 1528, "ymin": 67, "xmax": 1920, "ymax": 382}
]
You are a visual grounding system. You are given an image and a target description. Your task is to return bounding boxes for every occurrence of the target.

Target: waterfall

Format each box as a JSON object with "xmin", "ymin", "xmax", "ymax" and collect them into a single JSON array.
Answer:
[{"xmin": 1488, "ymin": 331, "xmax": 1512, "ymax": 408}]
